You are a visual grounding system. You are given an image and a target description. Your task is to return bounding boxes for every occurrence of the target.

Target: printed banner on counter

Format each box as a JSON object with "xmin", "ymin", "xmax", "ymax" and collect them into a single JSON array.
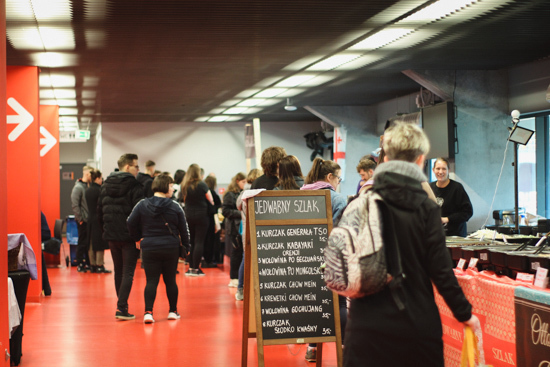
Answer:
[
  {"xmin": 515, "ymin": 286, "xmax": 550, "ymax": 367},
  {"xmin": 435, "ymin": 270, "xmax": 518, "ymax": 366}
]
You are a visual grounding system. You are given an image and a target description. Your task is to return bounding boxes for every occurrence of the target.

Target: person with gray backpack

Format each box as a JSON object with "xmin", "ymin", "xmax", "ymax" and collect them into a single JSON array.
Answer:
[{"xmin": 331, "ymin": 122, "xmax": 479, "ymax": 367}]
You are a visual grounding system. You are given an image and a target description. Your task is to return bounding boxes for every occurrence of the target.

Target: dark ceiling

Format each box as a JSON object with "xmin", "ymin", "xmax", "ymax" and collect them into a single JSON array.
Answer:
[{"xmin": 5, "ymin": 0, "xmax": 550, "ymax": 127}]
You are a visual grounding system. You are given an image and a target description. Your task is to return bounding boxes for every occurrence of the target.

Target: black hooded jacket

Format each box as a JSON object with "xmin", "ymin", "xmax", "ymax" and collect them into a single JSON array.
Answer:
[
  {"xmin": 127, "ymin": 196, "xmax": 190, "ymax": 252},
  {"xmin": 97, "ymin": 171, "xmax": 144, "ymax": 242},
  {"xmin": 344, "ymin": 161, "xmax": 472, "ymax": 367}
]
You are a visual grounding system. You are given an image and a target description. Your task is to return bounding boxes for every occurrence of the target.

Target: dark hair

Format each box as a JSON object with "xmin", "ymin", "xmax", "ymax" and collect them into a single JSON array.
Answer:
[
  {"xmin": 152, "ymin": 174, "xmax": 174, "ymax": 194},
  {"xmin": 260, "ymin": 146, "xmax": 287, "ymax": 177},
  {"xmin": 174, "ymin": 169, "xmax": 185, "ymax": 184},
  {"xmin": 204, "ymin": 175, "xmax": 217, "ymax": 190},
  {"xmin": 117, "ymin": 153, "xmax": 138, "ymax": 170},
  {"xmin": 356, "ymin": 156, "xmax": 377, "ymax": 172},
  {"xmin": 90, "ymin": 169, "xmax": 102, "ymax": 182},
  {"xmin": 225, "ymin": 172, "xmax": 246, "ymax": 196},
  {"xmin": 304, "ymin": 157, "xmax": 340, "ymax": 184},
  {"xmin": 145, "ymin": 160, "xmax": 155, "ymax": 168},
  {"xmin": 276, "ymin": 155, "xmax": 303, "ymax": 190},
  {"xmin": 181, "ymin": 164, "xmax": 201, "ymax": 201},
  {"xmin": 246, "ymin": 168, "xmax": 262, "ymax": 183}
]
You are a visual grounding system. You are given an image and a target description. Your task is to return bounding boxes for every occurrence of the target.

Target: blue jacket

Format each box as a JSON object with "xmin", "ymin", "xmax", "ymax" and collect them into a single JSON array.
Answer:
[{"xmin": 127, "ymin": 196, "xmax": 190, "ymax": 252}]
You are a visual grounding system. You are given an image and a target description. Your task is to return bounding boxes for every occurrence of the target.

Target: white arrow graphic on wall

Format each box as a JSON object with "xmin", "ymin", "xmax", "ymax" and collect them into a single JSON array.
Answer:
[
  {"xmin": 40, "ymin": 126, "xmax": 57, "ymax": 157},
  {"xmin": 7, "ymin": 97, "xmax": 34, "ymax": 141}
]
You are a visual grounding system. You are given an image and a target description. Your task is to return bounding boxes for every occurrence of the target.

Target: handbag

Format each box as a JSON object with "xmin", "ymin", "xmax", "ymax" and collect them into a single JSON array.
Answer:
[
  {"xmin": 461, "ymin": 326, "xmax": 492, "ymax": 367},
  {"xmin": 160, "ymin": 214, "xmax": 188, "ymax": 259},
  {"xmin": 230, "ymin": 220, "xmax": 243, "ymax": 250},
  {"xmin": 43, "ymin": 238, "xmax": 62, "ymax": 255}
]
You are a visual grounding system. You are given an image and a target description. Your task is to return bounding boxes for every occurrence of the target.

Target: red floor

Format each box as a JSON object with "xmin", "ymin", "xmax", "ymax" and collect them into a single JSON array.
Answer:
[{"xmin": 21, "ymin": 244, "xmax": 338, "ymax": 367}]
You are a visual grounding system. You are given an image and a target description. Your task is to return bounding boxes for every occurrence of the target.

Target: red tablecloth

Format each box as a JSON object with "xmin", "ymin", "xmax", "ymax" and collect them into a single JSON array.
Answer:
[{"xmin": 435, "ymin": 269, "xmax": 549, "ymax": 367}]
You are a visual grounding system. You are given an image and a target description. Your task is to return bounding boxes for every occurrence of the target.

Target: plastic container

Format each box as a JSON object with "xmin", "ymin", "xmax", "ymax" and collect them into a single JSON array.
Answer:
[
  {"xmin": 65, "ymin": 215, "xmax": 78, "ymax": 245},
  {"xmin": 66, "ymin": 215, "xmax": 79, "ymax": 266}
]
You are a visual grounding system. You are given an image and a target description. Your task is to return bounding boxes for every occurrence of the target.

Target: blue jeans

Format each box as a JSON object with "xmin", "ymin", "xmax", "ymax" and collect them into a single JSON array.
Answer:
[
  {"xmin": 109, "ymin": 241, "xmax": 139, "ymax": 311},
  {"xmin": 238, "ymin": 250, "xmax": 244, "ymax": 289}
]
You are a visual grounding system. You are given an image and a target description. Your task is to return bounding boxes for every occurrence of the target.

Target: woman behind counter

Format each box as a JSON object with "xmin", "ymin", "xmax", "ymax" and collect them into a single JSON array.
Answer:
[
  {"xmin": 127, "ymin": 174, "xmax": 190, "ymax": 323},
  {"xmin": 429, "ymin": 157, "xmax": 473, "ymax": 237}
]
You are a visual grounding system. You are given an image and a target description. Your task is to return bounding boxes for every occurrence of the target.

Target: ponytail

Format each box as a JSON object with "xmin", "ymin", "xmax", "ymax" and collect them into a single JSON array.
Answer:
[{"xmin": 305, "ymin": 158, "xmax": 340, "ymax": 184}]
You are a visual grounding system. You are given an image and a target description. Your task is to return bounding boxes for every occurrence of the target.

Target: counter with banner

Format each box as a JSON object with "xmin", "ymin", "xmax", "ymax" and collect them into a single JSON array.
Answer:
[{"xmin": 435, "ymin": 269, "xmax": 550, "ymax": 367}]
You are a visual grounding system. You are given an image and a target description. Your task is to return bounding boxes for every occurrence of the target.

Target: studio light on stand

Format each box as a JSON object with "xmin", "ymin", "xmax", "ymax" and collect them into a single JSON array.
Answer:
[
  {"xmin": 284, "ymin": 98, "xmax": 297, "ymax": 111},
  {"xmin": 507, "ymin": 109, "xmax": 534, "ymax": 233}
]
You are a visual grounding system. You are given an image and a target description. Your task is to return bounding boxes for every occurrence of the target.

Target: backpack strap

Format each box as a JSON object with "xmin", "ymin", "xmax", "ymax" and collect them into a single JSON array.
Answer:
[{"xmin": 376, "ymin": 199, "xmax": 406, "ymax": 311}]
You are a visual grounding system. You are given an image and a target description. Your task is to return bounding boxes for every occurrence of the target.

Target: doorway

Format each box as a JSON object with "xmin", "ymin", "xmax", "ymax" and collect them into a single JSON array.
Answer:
[{"xmin": 60, "ymin": 163, "xmax": 87, "ymax": 221}]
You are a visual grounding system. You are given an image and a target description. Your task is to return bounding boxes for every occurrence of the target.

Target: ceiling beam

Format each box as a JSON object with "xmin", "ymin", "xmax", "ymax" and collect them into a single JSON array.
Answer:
[{"xmin": 402, "ymin": 69, "xmax": 452, "ymax": 101}]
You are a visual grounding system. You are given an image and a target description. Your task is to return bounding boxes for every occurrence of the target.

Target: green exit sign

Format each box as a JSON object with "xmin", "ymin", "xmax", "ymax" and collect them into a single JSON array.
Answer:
[{"xmin": 76, "ymin": 130, "xmax": 90, "ymax": 140}]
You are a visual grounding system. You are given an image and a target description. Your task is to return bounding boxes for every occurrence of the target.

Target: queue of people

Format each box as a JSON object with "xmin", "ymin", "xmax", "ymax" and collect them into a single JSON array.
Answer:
[{"xmin": 67, "ymin": 128, "xmax": 475, "ymax": 366}]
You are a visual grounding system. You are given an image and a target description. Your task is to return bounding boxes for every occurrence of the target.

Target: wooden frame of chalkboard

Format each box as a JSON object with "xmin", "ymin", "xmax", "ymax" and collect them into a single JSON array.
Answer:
[{"xmin": 241, "ymin": 190, "xmax": 343, "ymax": 367}]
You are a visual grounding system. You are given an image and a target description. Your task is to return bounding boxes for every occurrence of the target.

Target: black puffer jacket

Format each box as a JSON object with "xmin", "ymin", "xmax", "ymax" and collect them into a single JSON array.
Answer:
[
  {"xmin": 127, "ymin": 196, "xmax": 190, "ymax": 252},
  {"xmin": 98, "ymin": 171, "xmax": 144, "ymax": 242}
]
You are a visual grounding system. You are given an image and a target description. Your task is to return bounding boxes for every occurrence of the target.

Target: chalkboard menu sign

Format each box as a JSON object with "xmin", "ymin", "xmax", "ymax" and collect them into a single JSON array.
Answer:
[
  {"xmin": 246, "ymin": 190, "xmax": 342, "ymax": 357},
  {"xmin": 256, "ymin": 224, "xmax": 335, "ymax": 340}
]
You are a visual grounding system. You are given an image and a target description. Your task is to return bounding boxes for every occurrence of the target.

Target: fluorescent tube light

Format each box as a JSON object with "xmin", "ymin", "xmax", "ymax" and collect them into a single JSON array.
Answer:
[
  {"xmin": 275, "ymin": 74, "xmax": 317, "ymax": 88},
  {"xmin": 349, "ymin": 28, "xmax": 413, "ymax": 50},
  {"xmin": 54, "ymin": 89, "xmax": 77, "ymax": 99},
  {"xmin": 32, "ymin": 52, "xmax": 78, "ymax": 67},
  {"xmin": 32, "ymin": 0, "xmax": 72, "ymax": 22},
  {"xmin": 224, "ymin": 116, "xmax": 244, "ymax": 122},
  {"xmin": 208, "ymin": 116, "xmax": 229, "ymax": 122},
  {"xmin": 220, "ymin": 99, "xmax": 243, "ymax": 107},
  {"xmin": 254, "ymin": 99, "xmax": 284, "ymax": 107},
  {"xmin": 82, "ymin": 90, "xmax": 97, "ymax": 99},
  {"xmin": 235, "ymin": 89, "xmax": 261, "ymax": 98},
  {"xmin": 6, "ymin": 28, "xmax": 42, "ymax": 49},
  {"xmin": 59, "ymin": 108, "xmax": 78, "ymax": 115},
  {"xmin": 223, "ymin": 107, "xmax": 248, "ymax": 115},
  {"xmin": 40, "ymin": 90, "xmax": 56, "ymax": 99},
  {"xmin": 299, "ymin": 74, "xmax": 339, "ymax": 87},
  {"xmin": 404, "ymin": 0, "xmax": 477, "ymax": 22},
  {"xmin": 41, "ymin": 74, "xmax": 76, "ymax": 88},
  {"xmin": 39, "ymin": 26, "xmax": 75, "ymax": 50},
  {"xmin": 83, "ymin": 76, "xmax": 99, "ymax": 87},
  {"xmin": 276, "ymin": 89, "xmax": 306, "ymax": 98},
  {"xmin": 254, "ymin": 88, "xmax": 288, "ymax": 98},
  {"xmin": 237, "ymin": 99, "xmax": 265, "ymax": 107},
  {"xmin": 59, "ymin": 116, "xmax": 78, "ymax": 122},
  {"xmin": 334, "ymin": 55, "xmax": 381, "ymax": 71},
  {"xmin": 306, "ymin": 53, "xmax": 362, "ymax": 71}
]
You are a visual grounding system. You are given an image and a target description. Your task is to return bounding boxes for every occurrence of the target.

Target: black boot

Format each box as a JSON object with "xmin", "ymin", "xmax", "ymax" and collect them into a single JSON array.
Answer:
[{"xmin": 90, "ymin": 265, "xmax": 98, "ymax": 273}]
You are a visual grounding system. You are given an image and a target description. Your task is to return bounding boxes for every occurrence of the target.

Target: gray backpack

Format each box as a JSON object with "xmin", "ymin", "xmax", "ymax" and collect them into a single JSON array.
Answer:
[{"xmin": 323, "ymin": 191, "xmax": 405, "ymax": 309}]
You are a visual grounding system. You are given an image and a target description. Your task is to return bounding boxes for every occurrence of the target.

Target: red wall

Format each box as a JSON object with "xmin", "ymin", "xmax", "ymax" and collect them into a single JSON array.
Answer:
[
  {"xmin": 40, "ymin": 105, "xmax": 60, "ymax": 234},
  {"xmin": 6, "ymin": 66, "xmax": 41, "ymax": 303},
  {"xmin": 1, "ymin": 1, "xmax": 10, "ymax": 365}
]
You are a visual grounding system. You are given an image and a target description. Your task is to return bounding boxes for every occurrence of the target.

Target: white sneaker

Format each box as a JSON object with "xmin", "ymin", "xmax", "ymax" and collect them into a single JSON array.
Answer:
[
  {"xmin": 143, "ymin": 313, "xmax": 154, "ymax": 324},
  {"xmin": 168, "ymin": 312, "xmax": 181, "ymax": 320},
  {"xmin": 228, "ymin": 279, "xmax": 239, "ymax": 288},
  {"xmin": 235, "ymin": 288, "xmax": 244, "ymax": 301}
]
